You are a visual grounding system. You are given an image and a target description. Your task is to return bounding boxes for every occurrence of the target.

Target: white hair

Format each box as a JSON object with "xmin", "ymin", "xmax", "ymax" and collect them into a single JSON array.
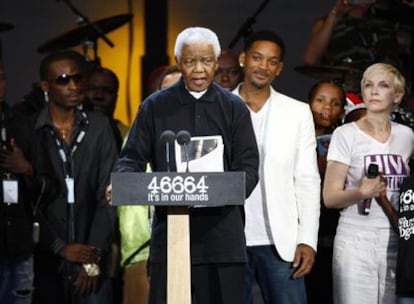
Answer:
[
  {"xmin": 361, "ymin": 62, "xmax": 406, "ymax": 96},
  {"xmin": 174, "ymin": 27, "xmax": 221, "ymax": 60}
]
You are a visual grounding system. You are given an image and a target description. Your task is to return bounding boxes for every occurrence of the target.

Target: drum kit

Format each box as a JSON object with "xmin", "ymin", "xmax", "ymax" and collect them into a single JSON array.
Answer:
[
  {"xmin": 1, "ymin": 2, "xmax": 413, "ymax": 88},
  {"xmin": 36, "ymin": 14, "xmax": 132, "ymax": 55},
  {"xmin": 295, "ymin": 17, "xmax": 414, "ymax": 93},
  {"xmin": 0, "ymin": 16, "xmax": 365, "ymax": 90},
  {"xmin": 1, "ymin": 12, "xmax": 132, "ymax": 64}
]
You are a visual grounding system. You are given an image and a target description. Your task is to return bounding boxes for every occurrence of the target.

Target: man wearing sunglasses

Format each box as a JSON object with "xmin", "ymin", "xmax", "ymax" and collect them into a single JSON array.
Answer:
[{"xmin": 31, "ymin": 50, "xmax": 118, "ymax": 304}]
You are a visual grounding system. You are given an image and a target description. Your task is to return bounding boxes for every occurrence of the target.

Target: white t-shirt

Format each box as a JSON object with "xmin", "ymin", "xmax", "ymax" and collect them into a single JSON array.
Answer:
[
  {"xmin": 244, "ymin": 100, "xmax": 273, "ymax": 246},
  {"xmin": 327, "ymin": 121, "xmax": 414, "ymax": 228}
]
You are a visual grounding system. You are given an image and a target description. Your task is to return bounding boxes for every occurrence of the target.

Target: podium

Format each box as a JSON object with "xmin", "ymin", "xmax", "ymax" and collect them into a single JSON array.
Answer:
[{"xmin": 111, "ymin": 171, "xmax": 245, "ymax": 304}]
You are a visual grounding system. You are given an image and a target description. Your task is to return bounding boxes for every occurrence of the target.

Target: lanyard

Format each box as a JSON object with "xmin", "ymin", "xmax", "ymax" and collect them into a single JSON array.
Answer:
[
  {"xmin": 0, "ymin": 105, "xmax": 8, "ymax": 151},
  {"xmin": 0, "ymin": 105, "xmax": 12, "ymax": 180},
  {"xmin": 48, "ymin": 109, "xmax": 88, "ymax": 244}
]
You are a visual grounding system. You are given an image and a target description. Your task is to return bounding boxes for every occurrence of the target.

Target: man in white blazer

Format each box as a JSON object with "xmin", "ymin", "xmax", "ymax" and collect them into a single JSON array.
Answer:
[{"xmin": 232, "ymin": 30, "xmax": 321, "ymax": 304}]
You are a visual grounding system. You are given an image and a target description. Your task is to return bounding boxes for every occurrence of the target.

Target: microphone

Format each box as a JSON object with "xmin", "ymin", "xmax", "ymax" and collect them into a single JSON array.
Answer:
[
  {"xmin": 176, "ymin": 130, "xmax": 191, "ymax": 172},
  {"xmin": 362, "ymin": 163, "xmax": 379, "ymax": 215},
  {"xmin": 160, "ymin": 130, "xmax": 176, "ymax": 172}
]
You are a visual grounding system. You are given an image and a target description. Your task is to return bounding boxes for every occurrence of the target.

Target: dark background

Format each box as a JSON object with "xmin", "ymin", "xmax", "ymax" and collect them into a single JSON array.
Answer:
[{"xmin": 0, "ymin": 0, "xmax": 333, "ymax": 124}]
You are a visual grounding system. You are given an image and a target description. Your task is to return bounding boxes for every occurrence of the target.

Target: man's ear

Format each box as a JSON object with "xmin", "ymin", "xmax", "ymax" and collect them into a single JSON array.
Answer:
[
  {"xmin": 239, "ymin": 52, "xmax": 246, "ymax": 68},
  {"xmin": 175, "ymin": 56, "xmax": 180, "ymax": 71},
  {"xmin": 40, "ymin": 80, "xmax": 49, "ymax": 93},
  {"xmin": 276, "ymin": 62, "xmax": 284, "ymax": 76}
]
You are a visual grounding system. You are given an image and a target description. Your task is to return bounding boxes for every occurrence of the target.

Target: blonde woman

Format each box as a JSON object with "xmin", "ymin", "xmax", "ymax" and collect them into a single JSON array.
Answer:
[{"xmin": 323, "ymin": 63, "xmax": 414, "ymax": 304}]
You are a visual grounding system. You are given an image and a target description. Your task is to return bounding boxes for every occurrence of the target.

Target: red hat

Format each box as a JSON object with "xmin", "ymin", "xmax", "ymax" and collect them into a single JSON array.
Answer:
[{"xmin": 346, "ymin": 92, "xmax": 363, "ymax": 106}]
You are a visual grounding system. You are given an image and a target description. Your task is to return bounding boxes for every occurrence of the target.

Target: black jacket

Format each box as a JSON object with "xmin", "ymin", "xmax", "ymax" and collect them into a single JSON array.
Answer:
[{"xmin": 34, "ymin": 107, "xmax": 117, "ymax": 267}]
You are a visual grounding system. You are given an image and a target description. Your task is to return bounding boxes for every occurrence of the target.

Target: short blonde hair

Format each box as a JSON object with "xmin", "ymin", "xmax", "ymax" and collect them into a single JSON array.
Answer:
[{"xmin": 361, "ymin": 63, "xmax": 406, "ymax": 96}]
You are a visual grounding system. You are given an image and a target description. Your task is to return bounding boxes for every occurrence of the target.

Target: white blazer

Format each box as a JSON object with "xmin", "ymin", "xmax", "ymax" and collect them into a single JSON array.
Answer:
[{"xmin": 234, "ymin": 85, "xmax": 321, "ymax": 262}]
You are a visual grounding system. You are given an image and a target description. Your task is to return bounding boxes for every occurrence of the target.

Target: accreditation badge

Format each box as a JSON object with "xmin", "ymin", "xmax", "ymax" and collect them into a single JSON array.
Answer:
[
  {"xmin": 2, "ymin": 179, "xmax": 18, "ymax": 203},
  {"xmin": 65, "ymin": 177, "xmax": 75, "ymax": 204}
]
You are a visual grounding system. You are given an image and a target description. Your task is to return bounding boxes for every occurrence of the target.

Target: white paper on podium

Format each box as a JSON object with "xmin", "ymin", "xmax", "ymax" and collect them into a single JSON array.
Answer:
[
  {"xmin": 175, "ymin": 135, "xmax": 224, "ymax": 173},
  {"xmin": 175, "ymin": 135, "xmax": 224, "ymax": 208}
]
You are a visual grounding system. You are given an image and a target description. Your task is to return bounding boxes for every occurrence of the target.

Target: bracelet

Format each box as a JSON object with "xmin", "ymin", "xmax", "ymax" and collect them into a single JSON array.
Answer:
[{"xmin": 82, "ymin": 263, "xmax": 100, "ymax": 277}]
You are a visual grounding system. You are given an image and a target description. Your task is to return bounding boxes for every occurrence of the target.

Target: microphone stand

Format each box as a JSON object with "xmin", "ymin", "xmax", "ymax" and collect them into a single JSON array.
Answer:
[
  {"xmin": 228, "ymin": 0, "xmax": 270, "ymax": 49},
  {"xmin": 57, "ymin": 0, "xmax": 114, "ymax": 64},
  {"xmin": 183, "ymin": 143, "xmax": 190, "ymax": 173}
]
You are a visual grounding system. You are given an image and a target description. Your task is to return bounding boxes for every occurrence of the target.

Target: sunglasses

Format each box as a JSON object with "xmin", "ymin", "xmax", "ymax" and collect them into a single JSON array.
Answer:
[{"xmin": 51, "ymin": 73, "xmax": 84, "ymax": 86}]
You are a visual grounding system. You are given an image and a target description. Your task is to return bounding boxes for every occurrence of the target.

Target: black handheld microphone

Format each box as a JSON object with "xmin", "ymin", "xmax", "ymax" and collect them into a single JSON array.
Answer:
[
  {"xmin": 160, "ymin": 130, "xmax": 176, "ymax": 172},
  {"xmin": 362, "ymin": 163, "xmax": 379, "ymax": 215},
  {"xmin": 176, "ymin": 130, "xmax": 191, "ymax": 172}
]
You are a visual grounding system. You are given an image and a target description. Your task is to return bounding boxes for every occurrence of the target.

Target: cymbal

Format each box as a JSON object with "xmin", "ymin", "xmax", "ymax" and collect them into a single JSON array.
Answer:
[
  {"xmin": 37, "ymin": 13, "xmax": 133, "ymax": 53},
  {"xmin": 0, "ymin": 22, "xmax": 14, "ymax": 32},
  {"xmin": 294, "ymin": 65, "xmax": 362, "ymax": 82}
]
